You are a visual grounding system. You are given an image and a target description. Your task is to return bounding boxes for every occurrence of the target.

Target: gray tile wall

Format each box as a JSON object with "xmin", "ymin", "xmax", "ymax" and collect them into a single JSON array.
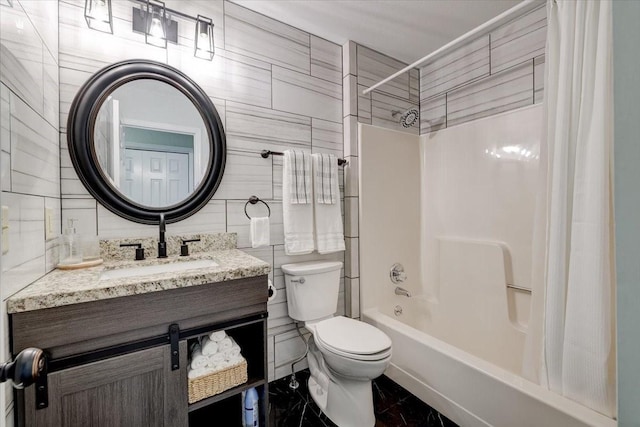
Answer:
[
  {"xmin": 420, "ymin": 5, "xmax": 546, "ymax": 134},
  {"xmin": 0, "ymin": 0, "xmax": 60, "ymax": 423},
  {"xmin": 56, "ymin": 0, "xmax": 345, "ymax": 384},
  {"xmin": 342, "ymin": 41, "xmax": 420, "ymax": 319}
]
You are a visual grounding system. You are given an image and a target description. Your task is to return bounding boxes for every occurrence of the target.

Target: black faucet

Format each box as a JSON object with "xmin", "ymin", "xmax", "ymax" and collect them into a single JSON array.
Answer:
[{"xmin": 157, "ymin": 213, "xmax": 167, "ymax": 258}]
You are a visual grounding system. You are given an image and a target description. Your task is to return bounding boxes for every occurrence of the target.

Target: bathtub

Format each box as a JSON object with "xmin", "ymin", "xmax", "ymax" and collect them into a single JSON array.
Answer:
[
  {"xmin": 358, "ymin": 116, "xmax": 617, "ymax": 427},
  {"xmin": 364, "ymin": 304, "xmax": 616, "ymax": 427}
]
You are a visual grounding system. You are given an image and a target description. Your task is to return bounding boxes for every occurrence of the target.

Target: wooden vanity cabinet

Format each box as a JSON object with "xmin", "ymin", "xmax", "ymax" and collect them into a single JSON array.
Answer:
[
  {"xmin": 21, "ymin": 343, "xmax": 188, "ymax": 427},
  {"xmin": 12, "ymin": 275, "xmax": 269, "ymax": 427}
]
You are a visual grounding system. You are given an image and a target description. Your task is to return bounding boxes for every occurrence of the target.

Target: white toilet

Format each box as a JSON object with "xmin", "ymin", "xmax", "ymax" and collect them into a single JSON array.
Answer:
[{"xmin": 282, "ymin": 261, "xmax": 392, "ymax": 427}]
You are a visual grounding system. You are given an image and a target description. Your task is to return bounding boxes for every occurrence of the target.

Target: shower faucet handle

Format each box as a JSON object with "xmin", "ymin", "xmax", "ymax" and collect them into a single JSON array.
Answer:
[{"xmin": 390, "ymin": 263, "xmax": 406, "ymax": 283}]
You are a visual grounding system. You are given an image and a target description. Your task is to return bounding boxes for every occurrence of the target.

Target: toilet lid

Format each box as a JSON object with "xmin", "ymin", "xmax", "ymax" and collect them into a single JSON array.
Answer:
[{"xmin": 314, "ymin": 317, "xmax": 392, "ymax": 356}]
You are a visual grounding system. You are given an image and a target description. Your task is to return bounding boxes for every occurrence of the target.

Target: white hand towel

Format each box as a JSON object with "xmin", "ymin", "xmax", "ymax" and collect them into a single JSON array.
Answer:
[
  {"xmin": 286, "ymin": 150, "xmax": 312, "ymax": 204},
  {"xmin": 201, "ymin": 337, "xmax": 219, "ymax": 356},
  {"xmin": 312, "ymin": 153, "xmax": 337, "ymax": 204},
  {"xmin": 223, "ymin": 344, "xmax": 241, "ymax": 361},
  {"xmin": 208, "ymin": 360, "xmax": 228, "ymax": 371},
  {"xmin": 190, "ymin": 348, "xmax": 208, "ymax": 370},
  {"xmin": 250, "ymin": 217, "xmax": 270, "ymax": 248},
  {"xmin": 187, "ymin": 368, "xmax": 208, "ymax": 379},
  {"xmin": 208, "ymin": 330, "xmax": 226, "ymax": 342},
  {"xmin": 226, "ymin": 355, "xmax": 245, "ymax": 366},
  {"xmin": 283, "ymin": 150, "xmax": 314, "ymax": 255},
  {"xmin": 208, "ymin": 352, "xmax": 225, "ymax": 365},
  {"xmin": 218, "ymin": 337, "xmax": 233, "ymax": 352},
  {"xmin": 312, "ymin": 154, "xmax": 345, "ymax": 254}
]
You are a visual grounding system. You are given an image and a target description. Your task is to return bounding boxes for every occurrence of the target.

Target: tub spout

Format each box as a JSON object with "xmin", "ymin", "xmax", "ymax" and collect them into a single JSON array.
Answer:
[{"xmin": 395, "ymin": 286, "xmax": 411, "ymax": 297}]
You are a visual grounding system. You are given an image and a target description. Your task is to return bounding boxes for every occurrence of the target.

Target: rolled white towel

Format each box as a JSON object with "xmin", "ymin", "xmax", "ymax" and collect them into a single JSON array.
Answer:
[
  {"xmin": 208, "ymin": 352, "xmax": 225, "ymax": 365},
  {"xmin": 187, "ymin": 368, "xmax": 208, "ymax": 379},
  {"xmin": 218, "ymin": 337, "xmax": 233, "ymax": 352},
  {"xmin": 209, "ymin": 330, "xmax": 226, "ymax": 342},
  {"xmin": 190, "ymin": 348, "xmax": 208, "ymax": 370},
  {"xmin": 201, "ymin": 337, "xmax": 219, "ymax": 356},
  {"xmin": 226, "ymin": 355, "xmax": 245, "ymax": 366},
  {"xmin": 223, "ymin": 344, "xmax": 241, "ymax": 361},
  {"xmin": 209, "ymin": 360, "xmax": 230, "ymax": 371}
]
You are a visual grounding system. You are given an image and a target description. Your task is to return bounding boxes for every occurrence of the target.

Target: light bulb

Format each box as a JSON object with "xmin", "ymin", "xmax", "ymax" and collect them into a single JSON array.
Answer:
[
  {"xmin": 92, "ymin": 0, "xmax": 108, "ymax": 21},
  {"xmin": 149, "ymin": 16, "xmax": 164, "ymax": 38}
]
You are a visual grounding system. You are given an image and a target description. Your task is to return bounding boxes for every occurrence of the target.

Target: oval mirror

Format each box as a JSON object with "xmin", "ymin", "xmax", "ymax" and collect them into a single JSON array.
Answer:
[{"xmin": 68, "ymin": 60, "xmax": 225, "ymax": 224}]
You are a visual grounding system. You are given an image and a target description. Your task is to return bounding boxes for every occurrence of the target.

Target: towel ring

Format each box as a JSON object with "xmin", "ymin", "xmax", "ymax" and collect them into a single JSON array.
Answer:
[{"xmin": 245, "ymin": 196, "xmax": 271, "ymax": 219}]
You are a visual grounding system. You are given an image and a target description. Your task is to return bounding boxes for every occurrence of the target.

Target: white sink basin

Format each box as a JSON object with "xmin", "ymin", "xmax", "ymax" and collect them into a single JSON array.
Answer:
[{"xmin": 99, "ymin": 259, "xmax": 218, "ymax": 281}]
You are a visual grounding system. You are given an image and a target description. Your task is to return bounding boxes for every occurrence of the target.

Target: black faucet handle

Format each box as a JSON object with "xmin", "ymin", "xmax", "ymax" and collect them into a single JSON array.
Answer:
[
  {"xmin": 119, "ymin": 243, "xmax": 145, "ymax": 261},
  {"xmin": 180, "ymin": 238, "xmax": 201, "ymax": 257}
]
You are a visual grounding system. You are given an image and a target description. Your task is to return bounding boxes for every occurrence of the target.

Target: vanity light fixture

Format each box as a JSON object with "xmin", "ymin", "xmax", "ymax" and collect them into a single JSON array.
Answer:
[
  {"xmin": 84, "ymin": 0, "xmax": 113, "ymax": 33},
  {"xmin": 194, "ymin": 15, "xmax": 215, "ymax": 60},
  {"xmin": 132, "ymin": 0, "xmax": 178, "ymax": 48},
  {"xmin": 85, "ymin": 0, "xmax": 214, "ymax": 59}
]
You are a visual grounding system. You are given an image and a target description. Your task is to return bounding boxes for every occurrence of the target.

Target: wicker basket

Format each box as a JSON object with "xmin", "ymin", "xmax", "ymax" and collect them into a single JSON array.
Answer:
[{"xmin": 188, "ymin": 359, "xmax": 248, "ymax": 404}]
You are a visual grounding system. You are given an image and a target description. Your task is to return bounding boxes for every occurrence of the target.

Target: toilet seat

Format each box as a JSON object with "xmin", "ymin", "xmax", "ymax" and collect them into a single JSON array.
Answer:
[{"xmin": 311, "ymin": 317, "xmax": 392, "ymax": 361}]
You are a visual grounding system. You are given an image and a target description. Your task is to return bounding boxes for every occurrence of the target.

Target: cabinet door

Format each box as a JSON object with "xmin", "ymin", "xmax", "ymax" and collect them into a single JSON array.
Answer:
[{"xmin": 23, "ymin": 343, "xmax": 188, "ymax": 427}]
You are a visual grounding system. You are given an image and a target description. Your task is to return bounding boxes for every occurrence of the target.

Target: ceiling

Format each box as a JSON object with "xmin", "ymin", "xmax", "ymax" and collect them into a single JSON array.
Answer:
[{"xmin": 232, "ymin": 0, "xmax": 522, "ymax": 64}]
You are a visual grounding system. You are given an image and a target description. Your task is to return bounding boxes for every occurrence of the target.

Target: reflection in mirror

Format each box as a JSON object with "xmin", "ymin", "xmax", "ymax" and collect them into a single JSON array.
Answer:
[{"xmin": 94, "ymin": 79, "xmax": 210, "ymax": 208}]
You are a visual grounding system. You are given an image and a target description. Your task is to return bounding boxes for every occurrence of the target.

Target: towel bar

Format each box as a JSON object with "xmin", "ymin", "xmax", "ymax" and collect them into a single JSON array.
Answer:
[{"xmin": 260, "ymin": 150, "xmax": 348, "ymax": 166}]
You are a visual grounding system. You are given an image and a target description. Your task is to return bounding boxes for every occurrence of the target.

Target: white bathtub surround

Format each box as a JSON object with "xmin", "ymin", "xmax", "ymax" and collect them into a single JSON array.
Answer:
[
  {"xmin": 312, "ymin": 153, "xmax": 345, "ymax": 254},
  {"xmin": 358, "ymin": 125, "xmax": 421, "ymax": 310},
  {"xmin": 531, "ymin": 0, "xmax": 616, "ymax": 417},
  {"xmin": 359, "ymin": 105, "xmax": 615, "ymax": 426},
  {"xmin": 283, "ymin": 150, "xmax": 315, "ymax": 255}
]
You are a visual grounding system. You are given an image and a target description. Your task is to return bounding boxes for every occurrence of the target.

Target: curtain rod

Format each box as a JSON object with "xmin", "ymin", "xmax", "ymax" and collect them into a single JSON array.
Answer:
[{"xmin": 361, "ymin": 0, "xmax": 543, "ymax": 96}]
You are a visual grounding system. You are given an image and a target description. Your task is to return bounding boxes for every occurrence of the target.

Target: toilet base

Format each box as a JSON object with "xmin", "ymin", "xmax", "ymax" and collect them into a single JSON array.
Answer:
[{"xmin": 307, "ymin": 340, "xmax": 376, "ymax": 427}]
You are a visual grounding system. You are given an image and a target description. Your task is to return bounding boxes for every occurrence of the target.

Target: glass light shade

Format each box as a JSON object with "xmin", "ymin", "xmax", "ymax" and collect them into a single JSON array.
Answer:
[
  {"xmin": 145, "ymin": 1, "xmax": 167, "ymax": 48},
  {"xmin": 84, "ymin": 0, "xmax": 113, "ymax": 33},
  {"xmin": 194, "ymin": 16, "xmax": 214, "ymax": 60}
]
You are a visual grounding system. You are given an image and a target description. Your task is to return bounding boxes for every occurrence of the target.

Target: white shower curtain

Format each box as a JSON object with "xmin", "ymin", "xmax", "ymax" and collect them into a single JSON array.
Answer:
[{"xmin": 524, "ymin": 0, "xmax": 616, "ymax": 417}]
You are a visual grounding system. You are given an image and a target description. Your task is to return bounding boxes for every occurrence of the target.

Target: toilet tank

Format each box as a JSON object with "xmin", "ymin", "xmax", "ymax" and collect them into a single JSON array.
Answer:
[{"xmin": 281, "ymin": 261, "xmax": 343, "ymax": 322}]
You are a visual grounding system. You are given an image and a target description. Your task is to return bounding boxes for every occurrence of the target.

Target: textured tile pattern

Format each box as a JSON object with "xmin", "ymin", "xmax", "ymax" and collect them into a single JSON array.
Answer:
[
  {"xmin": 447, "ymin": 62, "xmax": 533, "ymax": 127},
  {"xmin": 534, "ymin": 55, "xmax": 545, "ymax": 104},
  {"xmin": 490, "ymin": 6, "xmax": 547, "ymax": 74},
  {"xmin": 1, "ymin": 1, "xmax": 61, "ymax": 401},
  {"xmin": 269, "ymin": 369, "xmax": 458, "ymax": 427},
  {"xmin": 50, "ymin": 0, "xmax": 346, "ymax": 385},
  {"xmin": 420, "ymin": 36, "xmax": 490, "ymax": 101},
  {"xmin": 272, "ymin": 66, "xmax": 342, "ymax": 123},
  {"xmin": 355, "ymin": 46, "xmax": 419, "ymax": 133},
  {"xmin": 419, "ymin": 4, "xmax": 547, "ymax": 133},
  {"xmin": 420, "ymin": 94, "xmax": 447, "ymax": 134},
  {"xmin": 224, "ymin": 1, "xmax": 310, "ymax": 74}
]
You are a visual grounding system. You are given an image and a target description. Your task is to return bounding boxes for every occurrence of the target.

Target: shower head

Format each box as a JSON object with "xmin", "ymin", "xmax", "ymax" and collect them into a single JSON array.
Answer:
[{"xmin": 392, "ymin": 108, "xmax": 419, "ymax": 128}]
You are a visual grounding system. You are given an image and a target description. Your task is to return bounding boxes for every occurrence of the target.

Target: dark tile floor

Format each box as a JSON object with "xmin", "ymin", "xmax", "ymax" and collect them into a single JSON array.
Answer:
[{"xmin": 269, "ymin": 369, "xmax": 458, "ymax": 427}]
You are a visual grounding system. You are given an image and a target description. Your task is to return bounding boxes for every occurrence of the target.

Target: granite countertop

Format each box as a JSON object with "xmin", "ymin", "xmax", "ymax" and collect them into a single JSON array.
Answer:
[{"xmin": 7, "ymin": 249, "xmax": 271, "ymax": 314}]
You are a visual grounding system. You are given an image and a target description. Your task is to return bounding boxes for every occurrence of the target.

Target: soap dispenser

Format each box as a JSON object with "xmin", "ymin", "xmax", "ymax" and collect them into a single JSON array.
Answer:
[{"xmin": 59, "ymin": 219, "xmax": 83, "ymax": 266}]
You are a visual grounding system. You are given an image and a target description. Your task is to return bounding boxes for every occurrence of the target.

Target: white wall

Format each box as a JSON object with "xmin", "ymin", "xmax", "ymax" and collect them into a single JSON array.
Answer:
[{"xmin": 613, "ymin": 1, "xmax": 640, "ymax": 425}]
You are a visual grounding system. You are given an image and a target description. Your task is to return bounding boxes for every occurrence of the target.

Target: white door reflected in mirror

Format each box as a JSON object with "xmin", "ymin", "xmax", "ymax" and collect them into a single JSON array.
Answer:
[{"xmin": 94, "ymin": 79, "xmax": 210, "ymax": 208}]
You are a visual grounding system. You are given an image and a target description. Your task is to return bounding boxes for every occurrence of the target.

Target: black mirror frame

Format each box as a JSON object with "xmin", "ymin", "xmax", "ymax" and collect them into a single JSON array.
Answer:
[{"xmin": 67, "ymin": 59, "xmax": 226, "ymax": 225}]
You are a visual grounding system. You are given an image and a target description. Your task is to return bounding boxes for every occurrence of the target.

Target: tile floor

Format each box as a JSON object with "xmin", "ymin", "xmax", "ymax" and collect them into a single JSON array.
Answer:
[{"xmin": 269, "ymin": 369, "xmax": 458, "ymax": 427}]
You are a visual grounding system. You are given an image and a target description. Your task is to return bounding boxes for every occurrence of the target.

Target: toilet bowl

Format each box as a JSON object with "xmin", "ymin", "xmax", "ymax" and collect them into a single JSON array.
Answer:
[{"xmin": 282, "ymin": 261, "xmax": 392, "ymax": 427}]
